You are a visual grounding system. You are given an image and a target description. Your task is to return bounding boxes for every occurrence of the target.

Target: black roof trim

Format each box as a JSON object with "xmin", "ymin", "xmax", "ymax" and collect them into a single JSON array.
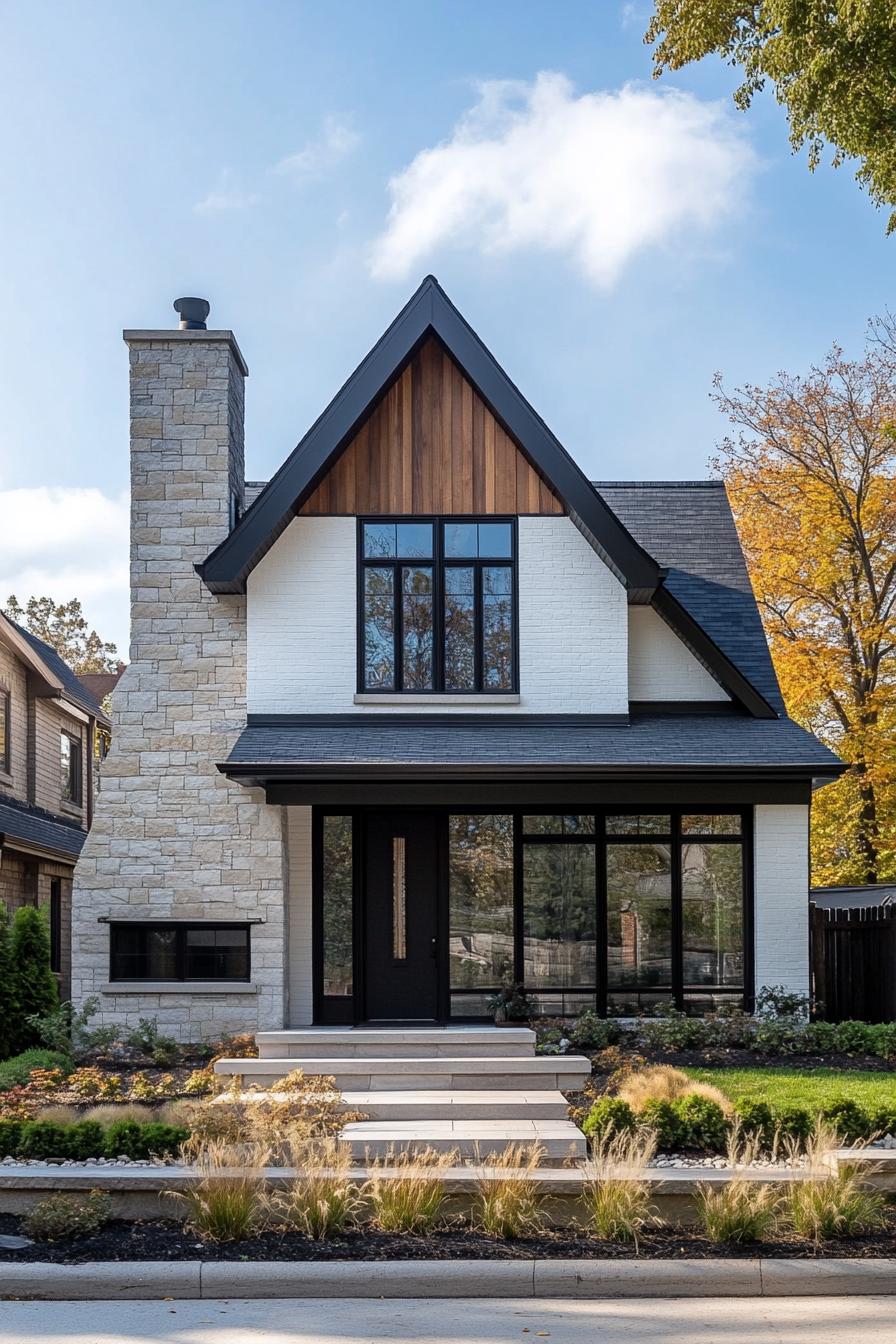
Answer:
[
  {"xmin": 652, "ymin": 586, "xmax": 777, "ymax": 720},
  {"xmin": 0, "ymin": 796, "xmax": 85, "ymax": 861},
  {"xmin": 198, "ymin": 276, "xmax": 662, "ymax": 597}
]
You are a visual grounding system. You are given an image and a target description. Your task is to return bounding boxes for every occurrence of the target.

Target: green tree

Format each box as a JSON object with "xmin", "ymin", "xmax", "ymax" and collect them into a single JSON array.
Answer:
[
  {"xmin": 0, "ymin": 905, "xmax": 18, "ymax": 1060},
  {"xmin": 3, "ymin": 595, "xmax": 119, "ymax": 675},
  {"xmin": 10, "ymin": 906, "xmax": 59, "ymax": 1053},
  {"xmin": 645, "ymin": 1, "xmax": 896, "ymax": 231}
]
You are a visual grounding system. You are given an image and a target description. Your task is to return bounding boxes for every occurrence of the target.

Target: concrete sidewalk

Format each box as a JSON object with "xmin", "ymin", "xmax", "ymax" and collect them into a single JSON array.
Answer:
[{"xmin": 1, "ymin": 1295, "xmax": 895, "ymax": 1342}]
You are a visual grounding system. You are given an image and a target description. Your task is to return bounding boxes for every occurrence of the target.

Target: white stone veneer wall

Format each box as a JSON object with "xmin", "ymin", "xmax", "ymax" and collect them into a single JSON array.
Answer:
[
  {"xmin": 753, "ymin": 804, "xmax": 811, "ymax": 1000},
  {"xmin": 247, "ymin": 514, "xmax": 629, "ymax": 714},
  {"xmin": 71, "ymin": 329, "xmax": 287, "ymax": 1041}
]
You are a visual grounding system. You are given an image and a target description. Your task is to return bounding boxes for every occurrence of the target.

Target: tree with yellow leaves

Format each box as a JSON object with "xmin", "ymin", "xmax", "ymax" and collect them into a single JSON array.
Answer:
[{"xmin": 715, "ymin": 319, "xmax": 896, "ymax": 885}]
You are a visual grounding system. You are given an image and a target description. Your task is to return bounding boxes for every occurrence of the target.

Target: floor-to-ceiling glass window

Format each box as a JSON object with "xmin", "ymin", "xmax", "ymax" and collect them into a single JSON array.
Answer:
[
  {"xmin": 606, "ymin": 815, "xmax": 674, "ymax": 1014},
  {"xmin": 680, "ymin": 814, "xmax": 745, "ymax": 1012},
  {"xmin": 448, "ymin": 813, "xmax": 514, "ymax": 1017},
  {"xmin": 521, "ymin": 815, "xmax": 597, "ymax": 1016}
]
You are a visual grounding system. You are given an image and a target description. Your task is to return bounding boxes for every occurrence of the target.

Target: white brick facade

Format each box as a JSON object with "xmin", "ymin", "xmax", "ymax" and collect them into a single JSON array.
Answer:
[
  {"xmin": 628, "ymin": 606, "xmax": 730, "ymax": 702},
  {"xmin": 247, "ymin": 514, "xmax": 629, "ymax": 714},
  {"xmin": 753, "ymin": 804, "xmax": 811, "ymax": 1000},
  {"xmin": 71, "ymin": 329, "xmax": 288, "ymax": 1040}
]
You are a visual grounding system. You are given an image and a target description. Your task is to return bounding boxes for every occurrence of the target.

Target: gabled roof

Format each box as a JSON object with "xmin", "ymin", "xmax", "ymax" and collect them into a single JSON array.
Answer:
[
  {"xmin": 597, "ymin": 482, "xmax": 784, "ymax": 715},
  {"xmin": 198, "ymin": 276, "xmax": 662, "ymax": 599},
  {"xmin": 0, "ymin": 614, "xmax": 111, "ymax": 724}
]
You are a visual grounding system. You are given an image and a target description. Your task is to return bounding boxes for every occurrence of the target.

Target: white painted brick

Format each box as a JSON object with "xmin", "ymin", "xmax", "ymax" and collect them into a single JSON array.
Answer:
[
  {"xmin": 753, "ymin": 804, "xmax": 810, "ymax": 1000},
  {"xmin": 628, "ymin": 606, "xmax": 729, "ymax": 702}
]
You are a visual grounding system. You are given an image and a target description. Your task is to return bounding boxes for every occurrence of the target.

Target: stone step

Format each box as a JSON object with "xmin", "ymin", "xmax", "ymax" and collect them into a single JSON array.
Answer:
[
  {"xmin": 256, "ymin": 1027, "xmax": 535, "ymax": 1060},
  {"xmin": 214, "ymin": 1055, "xmax": 592, "ymax": 1092},
  {"xmin": 341, "ymin": 1089, "xmax": 570, "ymax": 1121},
  {"xmin": 341, "ymin": 1119, "xmax": 586, "ymax": 1165}
]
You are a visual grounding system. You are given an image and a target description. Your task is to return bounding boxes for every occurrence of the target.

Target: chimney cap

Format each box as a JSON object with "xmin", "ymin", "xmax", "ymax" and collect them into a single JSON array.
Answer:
[{"xmin": 173, "ymin": 297, "xmax": 210, "ymax": 330}]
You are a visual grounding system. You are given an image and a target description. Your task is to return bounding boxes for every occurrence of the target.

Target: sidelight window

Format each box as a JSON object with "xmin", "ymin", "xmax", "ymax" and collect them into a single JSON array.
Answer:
[{"xmin": 359, "ymin": 519, "xmax": 516, "ymax": 693}]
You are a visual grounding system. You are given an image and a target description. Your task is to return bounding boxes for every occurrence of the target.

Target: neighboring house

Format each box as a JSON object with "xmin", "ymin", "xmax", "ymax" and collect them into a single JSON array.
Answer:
[
  {"xmin": 71, "ymin": 278, "xmax": 844, "ymax": 1039},
  {"xmin": 0, "ymin": 612, "xmax": 110, "ymax": 999},
  {"xmin": 812, "ymin": 885, "xmax": 896, "ymax": 911}
]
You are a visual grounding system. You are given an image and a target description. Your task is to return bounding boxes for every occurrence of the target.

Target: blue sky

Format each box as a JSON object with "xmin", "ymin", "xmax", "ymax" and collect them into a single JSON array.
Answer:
[{"xmin": 0, "ymin": 0, "xmax": 892, "ymax": 654}]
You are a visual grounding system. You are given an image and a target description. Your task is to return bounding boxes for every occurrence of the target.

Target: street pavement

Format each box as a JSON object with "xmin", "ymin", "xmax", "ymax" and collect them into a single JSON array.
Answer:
[{"xmin": 1, "ymin": 1296, "xmax": 895, "ymax": 1343}]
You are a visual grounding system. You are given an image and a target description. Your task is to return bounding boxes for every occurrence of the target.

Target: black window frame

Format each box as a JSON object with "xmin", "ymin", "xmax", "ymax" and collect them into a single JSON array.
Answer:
[
  {"xmin": 0, "ymin": 687, "xmax": 9, "ymax": 775},
  {"xmin": 49, "ymin": 877, "xmax": 62, "ymax": 975},
  {"xmin": 60, "ymin": 731, "xmax": 83, "ymax": 806},
  {"xmin": 357, "ymin": 516, "xmax": 519, "ymax": 695},
  {"xmin": 108, "ymin": 921, "xmax": 252, "ymax": 983}
]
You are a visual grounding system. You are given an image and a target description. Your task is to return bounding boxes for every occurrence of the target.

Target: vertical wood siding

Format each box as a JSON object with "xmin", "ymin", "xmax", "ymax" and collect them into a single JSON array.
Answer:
[{"xmin": 300, "ymin": 337, "xmax": 564, "ymax": 516}]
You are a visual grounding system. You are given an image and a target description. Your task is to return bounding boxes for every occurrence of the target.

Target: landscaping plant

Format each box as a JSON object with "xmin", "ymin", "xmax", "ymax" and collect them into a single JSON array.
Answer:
[
  {"xmin": 174, "ymin": 1138, "xmax": 267, "ymax": 1242},
  {"xmin": 10, "ymin": 906, "xmax": 59, "ymax": 1053},
  {"xmin": 472, "ymin": 1142, "xmax": 545, "ymax": 1239},
  {"xmin": 269, "ymin": 1136, "xmax": 362, "ymax": 1239},
  {"xmin": 696, "ymin": 1128, "xmax": 781, "ymax": 1243},
  {"xmin": 568, "ymin": 1010, "xmax": 621, "ymax": 1051},
  {"xmin": 364, "ymin": 1146, "xmax": 454, "ymax": 1234},
  {"xmin": 23, "ymin": 1189, "xmax": 112, "ymax": 1242},
  {"xmin": 581, "ymin": 1127, "xmax": 657, "ymax": 1247},
  {"xmin": 0, "ymin": 904, "xmax": 18, "ymax": 1060},
  {"xmin": 0, "ymin": 1048, "xmax": 70, "ymax": 1092},
  {"xmin": 582, "ymin": 1097, "xmax": 637, "ymax": 1142},
  {"xmin": 785, "ymin": 1121, "xmax": 889, "ymax": 1245}
]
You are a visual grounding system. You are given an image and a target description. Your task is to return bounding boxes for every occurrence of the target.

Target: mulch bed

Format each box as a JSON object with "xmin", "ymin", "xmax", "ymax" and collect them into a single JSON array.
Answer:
[{"xmin": 2, "ymin": 1211, "xmax": 895, "ymax": 1263}]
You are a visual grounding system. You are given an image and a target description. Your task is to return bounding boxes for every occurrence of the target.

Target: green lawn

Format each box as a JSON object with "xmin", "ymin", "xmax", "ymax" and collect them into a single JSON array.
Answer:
[{"xmin": 685, "ymin": 1067, "xmax": 896, "ymax": 1111}]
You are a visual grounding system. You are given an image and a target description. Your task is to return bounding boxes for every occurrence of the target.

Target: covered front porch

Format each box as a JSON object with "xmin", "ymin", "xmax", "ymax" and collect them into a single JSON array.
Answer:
[{"xmin": 220, "ymin": 712, "xmax": 831, "ymax": 1028}]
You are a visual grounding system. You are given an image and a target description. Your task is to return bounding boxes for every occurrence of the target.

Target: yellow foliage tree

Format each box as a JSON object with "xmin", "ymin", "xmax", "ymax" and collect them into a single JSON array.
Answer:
[{"xmin": 714, "ymin": 320, "xmax": 896, "ymax": 885}]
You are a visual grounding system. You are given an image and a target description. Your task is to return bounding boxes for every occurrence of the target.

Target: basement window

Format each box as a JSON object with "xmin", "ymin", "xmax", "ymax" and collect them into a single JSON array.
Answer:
[{"xmin": 109, "ymin": 922, "xmax": 251, "ymax": 982}]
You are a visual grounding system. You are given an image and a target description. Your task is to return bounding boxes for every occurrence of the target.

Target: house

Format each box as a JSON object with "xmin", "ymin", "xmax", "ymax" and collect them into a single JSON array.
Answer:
[
  {"xmin": 0, "ymin": 612, "xmax": 110, "ymax": 999},
  {"xmin": 71, "ymin": 278, "xmax": 844, "ymax": 1040}
]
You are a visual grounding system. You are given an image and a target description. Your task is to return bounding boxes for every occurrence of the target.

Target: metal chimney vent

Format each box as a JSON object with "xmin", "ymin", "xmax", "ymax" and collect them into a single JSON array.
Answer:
[{"xmin": 173, "ymin": 297, "xmax": 210, "ymax": 330}]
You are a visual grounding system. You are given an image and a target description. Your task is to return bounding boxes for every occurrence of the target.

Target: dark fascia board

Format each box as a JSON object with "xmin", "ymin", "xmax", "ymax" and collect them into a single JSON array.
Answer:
[
  {"xmin": 651, "ymin": 586, "xmax": 778, "ymax": 720},
  {"xmin": 197, "ymin": 276, "xmax": 662, "ymax": 596},
  {"xmin": 221, "ymin": 762, "xmax": 842, "ymax": 783}
]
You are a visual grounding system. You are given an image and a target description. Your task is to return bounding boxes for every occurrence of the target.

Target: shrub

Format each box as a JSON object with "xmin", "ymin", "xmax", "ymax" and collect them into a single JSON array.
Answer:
[
  {"xmin": 582, "ymin": 1097, "xmax": 637, "ymax": 1142},
  {"xmin": 869, "ymin": 1103, "xmax": 896, "ymax": 1137},
  {"xmin": 751, "ymin": 1019, "xmax": 802, "ymax": 1054},
  {"xmin": 832, "ymin": 1021, "xmax": 874, "ymax": 1057},
  {"xmin": 364, "ymin": 1146, "xmax": 452, "ymax": 1234},
  {"xmin": 868, "ymin": 1022, "xmax": 896, "ymax": 1061},
  {"xmin": 755, "ymin": 985, "xmax": 812, "ymax": 1020},
  {"xmin": 821, "ymin": 1098, "xmax": 870, "ymax": 1144},
  {"xmin": 0, "ymin": 1049, "xmax": 70, "ymax": 1092},
  {"xmin": 801, "ymin": 1021, "xmax": 837, "ymax": 1053},
  {"xmin": 23, "ymin": 996, "xmax": 112, "ymax": 1056},
  {"xmin": 618, "ymin": 1065, "xmax": 730, "ymax": 1115},
  {"xmin": 582, "ymin": 1128, "xmax": 656, "ymax": 1246},
  {"xmin": 676, "ymin": 1095, "xmax": 728, "ymax": 1151},
  {"xmin": 127, "ymin": 1018, "xmax": 180, "ymax": 1066},
  {"xmin": 16, "ymin": 1121, "xmax": 68, "ymax": 1160},
  {"xmin": 473, "ymin": 1143, "xmax": 544, "ymax": 1238},
  {"xmin": 23, "ymin": 1190, "xmax": 111, "ymax": 1242},
  {"xmin": 104, "ymin": 1119, "xmax": 187, "ymax": 1161},
  {"xmin": 638, "ymin": 1098, "xmax": 684, "ymax": 1150},
  {"xmin": 0, "ymin": 905, "xmax": 17, "ymax": 1060},
  {"xmin": 703, "ymin": 1007, "xmax": 754, "ymax": 1050},
  {"xmin": 0, "ymin": 1119, "xmax": 22, "ymax": 1156},
  {"xmin": 639, "ymin": 1010, "xmax": 709, "ymax": 1052},
  {"xmin": 734, "ymin": 1099, "xmax": 775, "ymax": 1147},
  {"xmin": 774, "ymin": 1104, "xmax": 815, "ymax": 1146},
  {"xmin": 568, "ymin": 1010, "xmax": 621, "ymax": 1051},
  {"xmin": 183, "ymin": 1067, "xmax": 217, "ymax": 1096},
  {"xmin": 10, "ymin": 906, "xmax": 58, "ymax": 1052},
  {"xmin": 270, "ymin": 1137, "xmax": 362, "ymax": 1239},
  {"xmin": 697, "ymin": 1179, "xmax": 780, "ymax": 1243}
]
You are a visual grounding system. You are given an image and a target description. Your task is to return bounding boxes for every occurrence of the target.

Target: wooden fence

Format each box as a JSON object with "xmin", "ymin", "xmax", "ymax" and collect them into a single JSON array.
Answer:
[{"xmin": 811, "ymin": 903, "xmax": 896, "ymax": 1023}]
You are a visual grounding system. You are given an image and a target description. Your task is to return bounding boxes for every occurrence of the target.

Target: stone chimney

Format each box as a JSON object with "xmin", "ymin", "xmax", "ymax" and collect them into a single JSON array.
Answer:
[{"xmin": 70, "ymin": 300, "xmax": 286, "ymax": 1041}]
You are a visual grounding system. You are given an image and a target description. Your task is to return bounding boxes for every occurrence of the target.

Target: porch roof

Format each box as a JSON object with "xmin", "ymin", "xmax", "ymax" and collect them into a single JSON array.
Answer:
[
  {"xmin": 0, "ymin": 796, "xmax": 85, "ymax": 863},
  {"xmin": 221, "ymin": 713, "xmax": 844, "ymax": 783}
]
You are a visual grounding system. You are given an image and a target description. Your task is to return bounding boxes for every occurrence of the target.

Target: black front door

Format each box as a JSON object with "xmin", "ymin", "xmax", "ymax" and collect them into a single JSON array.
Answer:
[{"xmin": 364, "ymin": 811, "xmax": 439, "ymax": 1021}]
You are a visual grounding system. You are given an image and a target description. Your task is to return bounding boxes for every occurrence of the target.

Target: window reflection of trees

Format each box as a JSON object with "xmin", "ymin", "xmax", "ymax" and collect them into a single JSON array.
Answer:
[
  {"xmin": 448, "ymin": 815, "xmax": 514, "ymax": 991},
  {"xmin": 322, "ymin": 816, "xmax": 353, "ymax": 997}
]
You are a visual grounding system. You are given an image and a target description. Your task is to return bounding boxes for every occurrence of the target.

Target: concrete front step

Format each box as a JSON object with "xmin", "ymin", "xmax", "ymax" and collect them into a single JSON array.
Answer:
[
  {"xmin": 341, "ymin": 1119, "xmax": 586, "ymax": 1164},
  {"xmin": 256, "ymin": 1027, "xmax": 536, "ymax": 1060},
  {"xmin": 342, "ymin": 1089, "xmax": 570, "ymax": 1121},
  {"xmin": 214, "ymin": 1055, "xmax": 592, "ymax": 1092}
]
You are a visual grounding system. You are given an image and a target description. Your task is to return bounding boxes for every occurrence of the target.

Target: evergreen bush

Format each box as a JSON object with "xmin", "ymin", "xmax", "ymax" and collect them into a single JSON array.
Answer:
[
  {"xmin": 0, "ymin": 905, "xmax": 17, "ymax": 1060},
  {"xmin": 10, "ymin": 906, "xmax": 58, "ymax": 1052},
  {"xmin": 581, "ymin": 1096, "xmax": 637, "ymax": 1140}
]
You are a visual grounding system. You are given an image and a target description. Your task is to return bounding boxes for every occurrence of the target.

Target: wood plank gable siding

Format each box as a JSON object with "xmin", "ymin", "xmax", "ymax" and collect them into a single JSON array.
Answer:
[{"xmin": 300, "ymin": 338, "xmax": 564, "ymax": 516}]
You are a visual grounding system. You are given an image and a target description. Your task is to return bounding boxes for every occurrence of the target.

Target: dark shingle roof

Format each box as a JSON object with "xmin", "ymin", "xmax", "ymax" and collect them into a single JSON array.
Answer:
[
  {"xmin": 594, "ymin": 481, "xmax": 783, "ymax": 712},
  {"xmin": 224, "ymin": 713, "xmax": 842, "ymax": 777},
  {"xmin": 0, "ymin": 795, "xmax": 85, "ymax": 860},
  {"xmin": 10, "ymin": 622, "xmax": 109, "ymax": 721}
]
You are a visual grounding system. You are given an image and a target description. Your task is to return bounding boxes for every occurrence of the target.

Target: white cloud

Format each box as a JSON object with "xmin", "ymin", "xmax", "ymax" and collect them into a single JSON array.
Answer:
[
  {"xmin": 0, "ymin": 487, "xmax": 130, "ymax": 654},
  {"xmin": 272, "ymin": 114, "xmax": 360, "ymax": 180},
  {"xmin": 193, "ymin": 170, "xmax": 260, "ymax": 215},
  {"xmin": 369, "ymin": 73, "xmax": 756, "ymax": 288}
]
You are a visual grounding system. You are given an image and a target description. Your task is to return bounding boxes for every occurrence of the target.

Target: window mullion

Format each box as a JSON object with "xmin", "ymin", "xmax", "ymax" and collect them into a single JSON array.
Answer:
[
  {"xmin": 394, "ymin": 561, "xmax": 403, "ymax": 692},
  {"xmin": 474, "ymin": 562, "xmax": 483, "ymax": 692}
]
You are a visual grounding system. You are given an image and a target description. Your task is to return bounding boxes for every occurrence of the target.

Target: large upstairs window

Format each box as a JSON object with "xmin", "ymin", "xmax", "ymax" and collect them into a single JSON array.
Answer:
[{"xmin": 359, "ymin": 518, "xmax": 516, "ymax": 694}]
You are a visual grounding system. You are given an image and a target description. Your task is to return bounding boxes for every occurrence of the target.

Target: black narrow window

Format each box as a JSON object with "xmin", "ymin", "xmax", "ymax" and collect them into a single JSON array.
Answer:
[
  {"xmin": 61, "ymin": 732, "xmax": 82, "ymax": 806},
  {"xmin": 359, "ymin": 519, "xmax": 516, "ymax": 693},
  {"xmin": 0, "ymin": 688, "xmax": 9, "ymax": 774},
  {"xmin": 49, "ymin": 878, "xmax": 62, "ymax": 974}
]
